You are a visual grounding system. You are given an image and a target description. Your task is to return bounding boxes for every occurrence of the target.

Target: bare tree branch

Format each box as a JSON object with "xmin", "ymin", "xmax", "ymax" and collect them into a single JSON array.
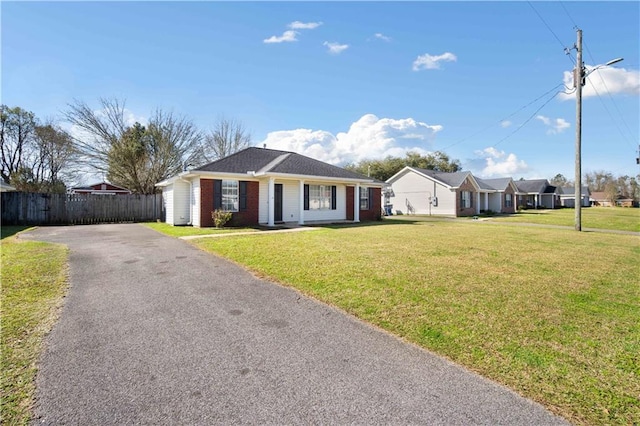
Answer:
[{"xmin": 202, "ymin": 116, "xmax": 251, "ymax": 162}]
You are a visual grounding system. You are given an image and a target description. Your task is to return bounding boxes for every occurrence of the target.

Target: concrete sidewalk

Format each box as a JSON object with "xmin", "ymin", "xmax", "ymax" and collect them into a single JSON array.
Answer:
[{"xmin": 25, "ymin": 224, "xmax": 567, "ymax": 425}]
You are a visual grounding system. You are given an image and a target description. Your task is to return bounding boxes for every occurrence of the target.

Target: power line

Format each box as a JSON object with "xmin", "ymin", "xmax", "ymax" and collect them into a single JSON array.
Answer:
[
  {"xmin": 559, "ymin": 1, "xmax": 579, "ymax": 28},
  {"xmin": 583, "ymin": 43, "xmax": 637, "ymax": 147},
  {"xmin": 439, "ymin": 83, "xmax": 564, "ymax": 151},
  {"xmin": 493, "ymin": 89, "xmax": 563, "ymax": 148},
  {"xmin": 559, "ymin": 0, "xmax": 637, "ymax": 147},
  {"xmin": 527, "ymin": 1, "xmax": 576, "ymax": 65}
]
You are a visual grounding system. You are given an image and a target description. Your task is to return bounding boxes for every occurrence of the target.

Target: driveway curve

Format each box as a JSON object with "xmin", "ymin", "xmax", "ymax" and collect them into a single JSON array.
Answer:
[{"xmin": 24, "ymin": 224, "xmax": 567, "ymax": 425}]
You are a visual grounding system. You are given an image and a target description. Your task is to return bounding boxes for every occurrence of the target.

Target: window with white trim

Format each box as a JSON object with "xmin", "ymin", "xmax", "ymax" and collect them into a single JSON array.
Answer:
[
  {"xmin": 309, "ymin": 184, "xmax": 332, "ymax": 210},
  {"xmin": 360, "ymin": 187, "xmax": 369, "ymax": 210},
  {"xmin": 461, "ymin": 191, "xmax": 472, "ymax": 209},
  {"xmin": 505, "ymin": 193, "xmax": 513, "ymax": 207},
  {"xmin": 222, "ymin": 180, "xmax": 239, "ymax": 212}
]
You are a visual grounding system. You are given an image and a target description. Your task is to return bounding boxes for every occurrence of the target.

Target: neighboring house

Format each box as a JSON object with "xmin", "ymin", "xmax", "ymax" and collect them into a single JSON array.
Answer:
[
  {"xmin": 69, "ymin": 182, "xmax": 132, "ymax": 195},
  {"xmin": 514, "ymin": 179, "xmax": 559, "ymax": 209},
  {"xmin": 590, "ymin": 191, "xmax": 635, "ymax": 207},
  {"xmin": 558, "ymin": 186, "xmax": 590, "ymax": 207},
  {"xmin": 386, "ymin": 167, "xmax": 481, "ymax": 217},
  {"xmin": 475, "ymin": 177, "xmax": 519, "ymax": 214},
  {"xmin": 0, "ymin": 179, "xmax": 17, "ymax": 192},
  {"xmin": 156, "ymin": 147, "xmax": 383, "ymax": 227}
]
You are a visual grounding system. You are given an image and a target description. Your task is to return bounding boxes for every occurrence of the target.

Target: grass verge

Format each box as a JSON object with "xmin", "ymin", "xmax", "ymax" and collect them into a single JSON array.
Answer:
[
  {"xmin": 193, "ymin": 221, "xmax": 639, "ymax": 425},
  {"xmin": 1, "ymin": 227, "xmax": 68, "ymax": 425},
  {"xmin": 487, "ymin": 207, "xmax": 640, "ymax": 232},
  {"xmin": 143, "ymin": 222, "xmax": 257, "ymax": 238}
]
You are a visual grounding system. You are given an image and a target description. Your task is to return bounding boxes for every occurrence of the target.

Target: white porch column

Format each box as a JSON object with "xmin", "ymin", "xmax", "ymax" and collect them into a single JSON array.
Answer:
[
  {"xmin": 298, "ymin": 180, "xmax": 305, "ymax": 225},
  {"xmin": 535, "ymin": 194, "xmax": 539, "ymax": 208},
  {"xmin": 484, "ymin": 193, "xmax": 488, "ymax": 211},
  {"xmin": 354, "ymin": 184, "xmax": 360, "ymax": 222},
  {"xmin": 268, "ymin": 177, "xmax": 275, "ymax": 227}
]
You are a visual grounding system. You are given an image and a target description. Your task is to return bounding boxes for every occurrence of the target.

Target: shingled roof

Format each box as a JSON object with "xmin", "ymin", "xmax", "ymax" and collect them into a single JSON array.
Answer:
[
  {"xmin": 194, "ymin": 147, "xmax": 371, "ymax": 180},
  {"xmin": 475, "ymin": 177, "xmax": 513, "ymax": 191},
  {"xmin": 515, "ymin": 179, "xmax": 549, "ymax": 193},
  {"xmin": 412, "ymin": 168, "xmax": 474, "ymax": 188}
]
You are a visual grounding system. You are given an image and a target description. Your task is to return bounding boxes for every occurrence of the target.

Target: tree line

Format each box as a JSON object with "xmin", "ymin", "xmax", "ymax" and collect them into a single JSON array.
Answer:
[
  {"xmin": 1, "ymin": 99, "xmax": 251, "ymax": 194},
  {"xmin": 3, "ymin": 99, "xmax": 635, "ymax": 202},
  {"xmin": 550, "ymin": 172, "xmax": 640, "ymax": 203}
]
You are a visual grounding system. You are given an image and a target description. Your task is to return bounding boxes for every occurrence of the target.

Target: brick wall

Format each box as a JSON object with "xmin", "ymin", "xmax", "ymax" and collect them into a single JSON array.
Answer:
[
  {"xmin": 502, "ymin": 186, "xmax": 516, "ymax": 214},
  {"xmin": 200, "ymin": 179, "xmax": 214, "ymax": 227},
  {"xmin": 456, "ymin": 178, "xmax": 477, "ymax": 217},
  {"xmin": 199, "ymin": 179, "xmax": 259, "ymax": 227},
  {"xmin": 231, "ymin": 181, "xmax": 259, "ymax": 226},
  {"xmin": 360, "ymin": 187, "xmax": 382, "ymax": 221}
]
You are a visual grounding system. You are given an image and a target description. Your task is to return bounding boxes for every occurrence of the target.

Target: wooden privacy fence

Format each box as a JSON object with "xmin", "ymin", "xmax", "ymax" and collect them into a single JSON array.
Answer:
[{"xmin": 1, "ymin": 192, "xmax": 164, "ymax": 225}]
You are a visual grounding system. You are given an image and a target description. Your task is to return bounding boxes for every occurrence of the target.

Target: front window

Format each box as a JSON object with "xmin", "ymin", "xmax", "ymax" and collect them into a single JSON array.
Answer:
[
  {"xmin": 461, "ymin": 191, "xmax": 472, "ymax": 209},
  {"xmin": 360, "ymin": 187, "xmax": 369, "ymax": 210},
  {"xmin": 505, "ymin": 193, "xmax": 513, "ymax": 207},
  {"xmin": 309, "ymin": 184, "xmax": 332, "ymax": 210},
  {"xmin": 222, "ymin": 180, "xmax": 239, "ymax": 212}
]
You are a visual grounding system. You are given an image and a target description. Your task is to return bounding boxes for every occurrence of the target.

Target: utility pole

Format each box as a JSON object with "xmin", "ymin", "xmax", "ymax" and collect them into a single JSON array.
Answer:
[{"xmin": 574, "ymin": 29, "xmax": 583, "ymax": 231}]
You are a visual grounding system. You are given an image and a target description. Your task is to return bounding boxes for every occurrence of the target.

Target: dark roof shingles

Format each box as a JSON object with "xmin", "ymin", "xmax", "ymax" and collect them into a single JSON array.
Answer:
[{"xmin": 195, "ymin": 147, "xmax": 369, "ymax": 180}]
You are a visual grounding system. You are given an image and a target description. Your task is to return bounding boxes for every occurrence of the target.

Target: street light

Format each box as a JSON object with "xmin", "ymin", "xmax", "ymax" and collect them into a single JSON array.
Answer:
[{"xmin": 573, "ymin": 28, "xmax": 623, "ymax": 231}]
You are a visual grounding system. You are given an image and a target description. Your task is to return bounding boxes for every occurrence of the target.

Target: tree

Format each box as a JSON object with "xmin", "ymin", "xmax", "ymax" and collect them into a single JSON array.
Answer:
[
  {"xmin": 1, "ymin": 105, "xmax": 37, "ymax": 183},
  {"xmin": 584, "ymin": 170, "xmax": 614, "ymax": 192},
  {"xmin": 550, "ymin": 173, "xmax": 569, "ymax": 188},
  {"xmin": 1, "ymin": 106, "xmax": 76, "ymax": 192},
  {"xmin": 202, "ymin": 117, "xmax": 251, "ymax": 162},
  {"xmin": 346, "ymin": 151, "xmax": 461, "ymax": 181},
  {"xmin": 65, "ymin": 99, "xmax": 204, "ymax": 194},
  {"xmin": 32, "ymin": 122, "xmax": 77, "ymax": 192}
]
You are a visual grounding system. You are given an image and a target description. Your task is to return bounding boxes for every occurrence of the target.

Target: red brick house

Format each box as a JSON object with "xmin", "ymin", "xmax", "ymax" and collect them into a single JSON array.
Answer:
[
  {"xmin": 156, "ymin": 147, "xmax": 383, "ymax": 227},
  {"xmin": 69, "ymin": 182, "xmax": 132, "ymax": 195}
]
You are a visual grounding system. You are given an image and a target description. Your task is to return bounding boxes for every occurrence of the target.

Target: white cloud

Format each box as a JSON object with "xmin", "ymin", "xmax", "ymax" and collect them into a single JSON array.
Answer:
[
  {"xmin": 288, "ymin": 21, "xmax": 323, "ymax": 30},
  {"xmin": 559, "ymin": 66, "xmax": 640, "ymax": 100},
  {"xmin": 260, "ymin": 114, "xmax": 443, "ymax": 165},
  {"xmin": 536, "ymin": 115, "xmax": 570, "ymax": 134},
  {"xmin": 263, "ymin": 30, "xmax": 298, "ymax": 44},
  {"xmin": 412, "ymin": 52, "xmax": 457, "ymax": 71},
  {"xmin": 373, "ymin": 33, "xmax": 391, "ymax": 42},
  {"xmin": 323, "ymin": 41, "xmax": 349, "ymax": 55},
  {"xmin": 470, "ymin": 147, "xmax": 529, "ymax": 178},
  {"xmin": 500, "ymin": 120, "xmax": 512, "ymax": 128}
]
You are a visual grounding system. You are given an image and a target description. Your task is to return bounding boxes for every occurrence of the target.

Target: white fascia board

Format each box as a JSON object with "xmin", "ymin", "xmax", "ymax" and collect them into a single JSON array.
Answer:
[
  {"xmin": 386, "ymin": 166, "xmax": 413, "ymax": 184},
  {"xmin": 257, "ymin": 172, "xmax": 383, "ymax": 186}
]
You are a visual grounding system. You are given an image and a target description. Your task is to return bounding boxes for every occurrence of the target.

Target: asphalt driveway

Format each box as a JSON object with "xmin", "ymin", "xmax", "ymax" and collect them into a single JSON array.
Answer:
[{"xmin": 24, "ymin": 224, "xmax": 567, "ymax": 425}]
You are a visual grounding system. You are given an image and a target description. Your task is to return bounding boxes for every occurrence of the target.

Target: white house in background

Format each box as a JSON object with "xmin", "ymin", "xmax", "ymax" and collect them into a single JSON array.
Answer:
[
  {"xmin": 156, "ymin": 147, "xmax": 383, "ymax": 227},
  {"xmin": 475, "ymin": 177, "xmax": 518, "ymax": 214},
  {"xmin": 558, "ymin": 186, "xmax": 591, "ymax": 207},
  {"xmin": 386, "ymin": 167, "xmax": 481, "ymax": 217}
]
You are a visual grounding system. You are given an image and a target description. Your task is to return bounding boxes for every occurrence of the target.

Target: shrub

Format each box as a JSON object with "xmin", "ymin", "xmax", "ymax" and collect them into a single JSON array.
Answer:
[{"xmin": 211, "ymin": 210, "xmax": 232, "ymax": 228}]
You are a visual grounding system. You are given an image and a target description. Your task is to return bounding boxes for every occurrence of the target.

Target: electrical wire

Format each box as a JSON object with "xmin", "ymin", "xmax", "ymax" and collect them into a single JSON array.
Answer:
[
  {"xmin": 559, "ymin": 0, "xmax": 637, "ymax": 148},
  {"xmin": 584, "ymin": 45, "xmax": 637, "ymax": 147},
  {"xmin": 527, "ymin": 1, "xmax": 576, "ymax": 65},
  {"xmin": 439, "ymin": 83, "xmax": 564, "ymax": 151},
  {"xmin": 493, "ymin": 89, "xmax": 563, "ymax": 148}
]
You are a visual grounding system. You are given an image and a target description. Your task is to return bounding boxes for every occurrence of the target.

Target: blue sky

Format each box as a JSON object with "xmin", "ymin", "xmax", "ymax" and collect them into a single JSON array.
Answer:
[{"xmin": 2, "ymin": 1, "xmax": 639, "ymax": 184}]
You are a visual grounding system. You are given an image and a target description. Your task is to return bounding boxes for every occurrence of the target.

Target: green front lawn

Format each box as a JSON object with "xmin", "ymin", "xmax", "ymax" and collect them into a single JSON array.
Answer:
[
  {"xmin": 143, "ymin": 222, "xmax": 257, "ymax": 237},
  {"xmin": 1, "ymin": 227, "xmax": 68, "ymax": 425},
  {"xmin": 193, "ymin": 221, "xmax": 639, "ymax": 425},
  {"xmin": 487, "ymin": 207, "xmax": 640, "ymax": 232}
]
